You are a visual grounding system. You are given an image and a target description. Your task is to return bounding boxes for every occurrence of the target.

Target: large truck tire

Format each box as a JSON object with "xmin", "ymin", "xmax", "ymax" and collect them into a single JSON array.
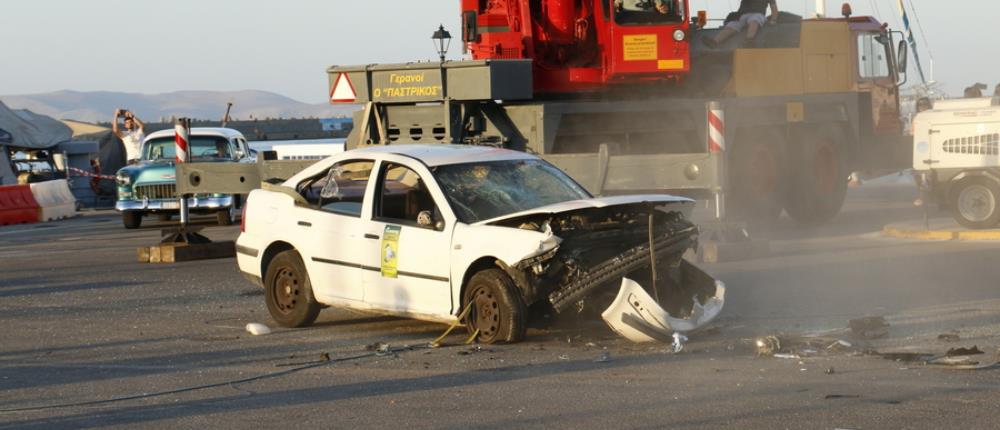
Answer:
[
  {"xmin": 729, "ymin": 127, "xmax": 788, "ymax": 229},
  {"xmin": 785, "ymin": 126, "xmax": 849, "ymax": 226},
  {"xmin": 949, "ymin": 176, "xmax": 1000, "ymax": 229}
]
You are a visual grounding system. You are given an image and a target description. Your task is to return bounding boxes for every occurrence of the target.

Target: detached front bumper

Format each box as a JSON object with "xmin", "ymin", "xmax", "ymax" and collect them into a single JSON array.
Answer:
[
  {"xmin": 601, "ymin": 260, "xmax": 726, "ymax": 343},
  {"xmin": 116, "ymin": 195, "xmax": 233, "ymax": 212}
]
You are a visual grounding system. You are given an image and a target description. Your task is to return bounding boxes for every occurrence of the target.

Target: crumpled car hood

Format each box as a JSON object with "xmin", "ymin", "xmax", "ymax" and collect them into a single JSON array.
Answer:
[{"xmin": 477, "ymin": 194, "xmax": 694, "ymax": 226}]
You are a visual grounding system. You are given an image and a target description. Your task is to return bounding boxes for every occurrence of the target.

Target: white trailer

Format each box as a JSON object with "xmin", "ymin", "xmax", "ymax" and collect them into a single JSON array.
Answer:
[{"xmin": 913, "ymin": 97, "xmax": 1000, "ymax": 228}]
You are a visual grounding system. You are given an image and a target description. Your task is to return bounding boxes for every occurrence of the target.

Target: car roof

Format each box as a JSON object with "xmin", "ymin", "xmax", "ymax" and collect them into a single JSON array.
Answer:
[
  {"xmin": 144, "ymin": 127, "xmax": 245, "ymax": 142},
  {"xmin": 350, "ymin": 144, "xmax": 536, "ymax": 167}
]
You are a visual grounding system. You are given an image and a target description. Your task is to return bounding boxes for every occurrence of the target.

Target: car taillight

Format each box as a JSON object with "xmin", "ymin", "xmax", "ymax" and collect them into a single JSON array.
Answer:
[{"xmin": 240, "ymin": 203, "xmax": 247, "ymax": 232}]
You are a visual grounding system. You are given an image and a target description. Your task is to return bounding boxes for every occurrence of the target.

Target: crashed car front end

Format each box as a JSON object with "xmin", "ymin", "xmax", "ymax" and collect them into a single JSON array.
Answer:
[{"xmin": 466, "ymin": 196, "xmax": 725, "ymax": 341}]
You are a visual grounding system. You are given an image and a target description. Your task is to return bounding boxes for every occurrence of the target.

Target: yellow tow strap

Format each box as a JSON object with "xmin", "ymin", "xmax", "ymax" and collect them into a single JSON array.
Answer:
[{"xmin": 431, "ymin": 301, "xmax": 478, "ymax": 347}]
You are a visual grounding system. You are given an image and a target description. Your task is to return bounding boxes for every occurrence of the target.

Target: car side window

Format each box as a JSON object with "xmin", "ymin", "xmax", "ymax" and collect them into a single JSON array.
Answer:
[
  {"xmin": 376, "ymin": 163, "xmax": 442, "ymax": 229},
  {"xmin": 301, "ymin": 160, "xmax": 374, "ymax": 216}
]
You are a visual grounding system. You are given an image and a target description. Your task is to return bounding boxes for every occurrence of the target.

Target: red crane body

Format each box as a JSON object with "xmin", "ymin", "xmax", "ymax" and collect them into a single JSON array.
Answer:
[{"xmin": 461, "ymin": 0, "xmax": 691, "ymax": 94}]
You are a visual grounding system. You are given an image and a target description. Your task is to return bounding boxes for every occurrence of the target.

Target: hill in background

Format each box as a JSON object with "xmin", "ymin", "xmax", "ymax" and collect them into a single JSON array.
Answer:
[{"xmin": 0, "ymin": 90, "xmax": 357, "ymax": 123}]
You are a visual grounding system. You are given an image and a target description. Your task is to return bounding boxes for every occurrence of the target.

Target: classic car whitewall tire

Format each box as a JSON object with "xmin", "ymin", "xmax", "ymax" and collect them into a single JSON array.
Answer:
[{"xmin": 122, "ymin": 211, "xmax": 142, "ymax": 229}]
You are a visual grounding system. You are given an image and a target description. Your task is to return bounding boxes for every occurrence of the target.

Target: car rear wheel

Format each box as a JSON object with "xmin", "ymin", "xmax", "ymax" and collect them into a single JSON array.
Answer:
[
  {"xmin": 264, "ymin": 250, "xmax": 321, "ymax": 327},
  {"xmin": 950, "ymin": 177, "xmax": 1000, "ymax": 229},
  {"xmin": 122, "ymin": 211, "xmax": 142, "ymax": 229},
  {"xmin": 463, "ymin": 268, "xmax": 527, "ymax": 344}
]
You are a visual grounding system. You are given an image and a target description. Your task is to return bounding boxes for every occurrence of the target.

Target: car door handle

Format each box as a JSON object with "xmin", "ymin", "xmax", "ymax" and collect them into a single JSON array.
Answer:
[
  {"xmin": 298, "ymin": 221, "xmax": 312, "ymax": 227},
  {"xmin": 364, "ymin": 233, "xmax": 380, "ymax": 240}
]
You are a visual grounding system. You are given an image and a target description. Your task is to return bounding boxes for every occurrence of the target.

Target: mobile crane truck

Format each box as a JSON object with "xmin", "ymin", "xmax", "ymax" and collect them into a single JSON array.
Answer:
[{"xmin": 326, "ymin": 0, "xmax": 913, "ymax": 227}]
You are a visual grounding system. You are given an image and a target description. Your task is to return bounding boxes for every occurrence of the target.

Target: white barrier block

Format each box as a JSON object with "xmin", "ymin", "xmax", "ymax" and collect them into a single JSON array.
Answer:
[{"xmin": 30, "ymin": 179, "xmax": 77, "ymax": 221}]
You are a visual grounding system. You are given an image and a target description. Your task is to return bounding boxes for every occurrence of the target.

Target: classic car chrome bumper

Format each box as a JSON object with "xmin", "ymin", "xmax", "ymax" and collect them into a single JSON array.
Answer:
[{"xmin": 116, "ymin": 195, "xmax": 233, "ymax": 212}]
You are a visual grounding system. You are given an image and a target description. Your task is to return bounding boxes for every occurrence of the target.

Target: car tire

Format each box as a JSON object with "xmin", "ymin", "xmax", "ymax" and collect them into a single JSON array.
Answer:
[
  {"xmin": 122, "ymin": 211, "xmax": 142, "ymax": 229},
  {"xmin": 950, "ymin": 177, "xmax": 1000, "ymax": 229},
  {"xmin": 216, "ymin": 206, "xmax": 235, "ymax": 226},
  {"xmin": 463, "ymin": 268, "xmax": 527, "ymax": 344},
  {"xmin": 264, "ymin": 250, "xmax": 321, "ymax": 328}
]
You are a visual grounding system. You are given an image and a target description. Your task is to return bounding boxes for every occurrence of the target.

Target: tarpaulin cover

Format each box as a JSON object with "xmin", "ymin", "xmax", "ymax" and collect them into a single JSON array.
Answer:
[
  {"xmin": 0, "ymin": 100, "xmax": 72, "ymax": 150},
  {"xmin": 0, "ymin": 100, "xmax": 74, "ymax": 185}
]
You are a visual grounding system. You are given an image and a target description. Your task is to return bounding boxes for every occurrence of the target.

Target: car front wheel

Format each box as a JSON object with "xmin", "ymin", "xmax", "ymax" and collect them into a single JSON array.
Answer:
[
  {"xmin": 264, "ymin": 250, "xmax": 321, "ymax": 327},
  {"xmin": 122, "ymin": 211, "xmax": 142, "ymax": 229},
  {"xmin": 463, "ymin": 268, "xmax": 527, "ymax": 344}
]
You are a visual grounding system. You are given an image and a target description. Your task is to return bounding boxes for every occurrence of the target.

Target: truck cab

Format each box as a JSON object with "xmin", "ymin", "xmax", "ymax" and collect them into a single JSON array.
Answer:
[{"xmin": 462, "ymin": 0, "xmax": 691, "ymax": 93}]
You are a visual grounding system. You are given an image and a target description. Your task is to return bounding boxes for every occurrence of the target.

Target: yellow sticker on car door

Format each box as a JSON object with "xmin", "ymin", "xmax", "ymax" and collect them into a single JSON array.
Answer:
[{"xmin": 381, "ymin": 225, "xmax": 401, "ymax": 278}]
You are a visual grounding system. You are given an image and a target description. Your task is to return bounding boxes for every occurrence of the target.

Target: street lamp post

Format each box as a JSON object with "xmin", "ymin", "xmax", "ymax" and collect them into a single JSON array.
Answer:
[{"xmin": 431, "ymin": 24, "xmax": 452, "ymax": 63}]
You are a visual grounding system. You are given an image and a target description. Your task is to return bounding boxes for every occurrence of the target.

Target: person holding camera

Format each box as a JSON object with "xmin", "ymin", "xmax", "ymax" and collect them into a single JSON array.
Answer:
[{"xmin": 113, "ymin": 109, "xmax": 145, "ymax": 164}]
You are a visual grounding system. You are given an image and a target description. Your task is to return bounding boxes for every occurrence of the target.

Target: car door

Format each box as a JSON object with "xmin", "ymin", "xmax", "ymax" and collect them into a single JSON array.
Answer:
[
  {"xmin": 361, "ymin": 159, "xmax": 454, "ymax": 317},
  {"xmin": 293, "ymin": 159, "xmax": 376, "ymax": 304}
]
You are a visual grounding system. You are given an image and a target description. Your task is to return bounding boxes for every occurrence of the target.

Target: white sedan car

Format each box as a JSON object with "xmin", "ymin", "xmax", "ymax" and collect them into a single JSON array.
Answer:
[{"xmin": 236, "ymin": 145, "xmax": 723, "ymax": 343}]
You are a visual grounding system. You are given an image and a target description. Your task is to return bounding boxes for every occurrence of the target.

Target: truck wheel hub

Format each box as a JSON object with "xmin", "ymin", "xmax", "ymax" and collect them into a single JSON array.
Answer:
[{"xmin": 959, "ymin": 184, "xmax": 996, "ymax": 222}]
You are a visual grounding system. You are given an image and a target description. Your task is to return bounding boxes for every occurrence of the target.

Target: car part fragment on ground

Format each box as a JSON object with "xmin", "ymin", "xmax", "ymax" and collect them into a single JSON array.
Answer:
[
  {"xmin": 601, "ymin": 273, "xmax": 725, "ymax": 343},
  {"xmin": 937, "ymin": 332, "xmax": 961, "ymax": 342},
  {"xmin": 876, "ymin": 345, "xmax": 999, "ymax": 370},
  {"xmin": 245, "ymin": 322, "xmax": 271, "ymax": 336},
  {"xmin": 848, "ymin": 316, "xmax": 890, "ymax": 339}
]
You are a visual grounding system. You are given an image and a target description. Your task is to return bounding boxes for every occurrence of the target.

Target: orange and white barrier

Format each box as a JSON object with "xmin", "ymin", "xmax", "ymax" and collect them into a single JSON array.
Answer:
[
  {"xmin": 29, "ymin": 179, "xmax": 77, "ymax": 221},
  {"xmin": 0, "ymin": 184, "xmax": 40, "ymax": 225}
]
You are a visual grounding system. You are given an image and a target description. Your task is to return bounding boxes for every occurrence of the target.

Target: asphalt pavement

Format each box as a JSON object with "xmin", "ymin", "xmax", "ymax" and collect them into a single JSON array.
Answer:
[{"xmin": 2, "ymin": 183, "xmax": 999, "ymax": 429}]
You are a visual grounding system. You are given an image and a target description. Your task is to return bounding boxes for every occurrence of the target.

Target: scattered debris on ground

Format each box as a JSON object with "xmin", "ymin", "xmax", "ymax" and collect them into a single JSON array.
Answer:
[
  {"xmin": 937, "ymin": 332, "xmax": 961, "ymax": 342},
  {"xmin": 754, "ymin": 334, "xmax": 857, "ymax": 358},
  {"xmin": 245, "ymin": 322, "xmax": 271, "ymax": 336},
  {"xmin": 946, "ymin": 346, "xmax": 984, "ymax": 357}
]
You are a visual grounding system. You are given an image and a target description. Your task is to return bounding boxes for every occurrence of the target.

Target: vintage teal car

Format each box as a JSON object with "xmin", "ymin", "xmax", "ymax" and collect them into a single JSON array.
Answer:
[{"xmin": 115, "ymin": 127, "xmax": 253, "ymax": 229}]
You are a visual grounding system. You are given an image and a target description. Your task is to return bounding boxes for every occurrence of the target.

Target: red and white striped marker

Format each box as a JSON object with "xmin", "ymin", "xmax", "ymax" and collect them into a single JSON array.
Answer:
[
  {"xmin": 174, "ymin": 118, "xmax": 190, "ymax": 163},
  {"xmin": 174, "ymin": 118, "xmax": 192, "ymax": 226},
  {"xmin": 707, "ymin": 102, "xmax": 725, "ymax": 153}
]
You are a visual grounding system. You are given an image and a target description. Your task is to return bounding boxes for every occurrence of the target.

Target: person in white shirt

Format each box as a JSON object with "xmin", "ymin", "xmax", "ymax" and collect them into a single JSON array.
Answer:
[{"xmin": 113, "ymin": 109, "xmax": 145, "ymax": 164}]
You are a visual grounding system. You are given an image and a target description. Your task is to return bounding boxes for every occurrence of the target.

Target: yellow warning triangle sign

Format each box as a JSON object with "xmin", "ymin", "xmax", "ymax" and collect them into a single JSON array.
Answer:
[{"xmin": 330, "ymin": 73, "xmax": 356, "ymax": 103}]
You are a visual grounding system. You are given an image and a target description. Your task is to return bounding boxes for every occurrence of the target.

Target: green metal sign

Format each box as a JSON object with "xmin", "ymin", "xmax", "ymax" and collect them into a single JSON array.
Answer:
[{"xmin": 371, "ymin": 70, "xmax": 444, "ymax": 103}]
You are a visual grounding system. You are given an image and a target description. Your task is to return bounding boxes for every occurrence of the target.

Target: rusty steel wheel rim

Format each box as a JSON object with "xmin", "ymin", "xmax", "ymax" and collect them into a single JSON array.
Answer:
[
  {"xmin": 471, "ymin": 286, "xmax": 500, "ymax": 340},
  {"xmin": 273, "ymin": 266, "xmax": 300, "ymax": 315}
]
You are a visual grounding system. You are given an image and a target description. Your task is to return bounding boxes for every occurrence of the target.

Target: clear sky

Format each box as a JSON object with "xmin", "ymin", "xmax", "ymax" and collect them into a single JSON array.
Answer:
[{"xmin": 0, "ymin": 0, "xmax": 993, "ymax": 103}]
